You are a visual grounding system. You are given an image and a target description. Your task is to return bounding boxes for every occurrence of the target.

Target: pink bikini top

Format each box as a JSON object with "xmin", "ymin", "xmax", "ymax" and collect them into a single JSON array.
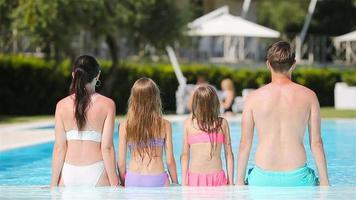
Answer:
[{"xmin": 187, "ymin": 132, "xmax": 225, "ymax": 144}]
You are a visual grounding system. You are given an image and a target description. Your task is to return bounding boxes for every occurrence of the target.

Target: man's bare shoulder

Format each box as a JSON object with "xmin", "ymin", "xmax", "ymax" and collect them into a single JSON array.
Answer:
[
  {"xmin": 245, "ymin": 84, "xmax": 271, "ymax": 100},
  {"xmin": 254, "ymin": 84, "xmax": 271, "ymax": 93},
  {"xmin": 245, "ymin": 83, "xmax": 317, "ymax": 102},
  {"xmin": 292, "ymin": 83, "xmax": 317, "ymax": 99}
]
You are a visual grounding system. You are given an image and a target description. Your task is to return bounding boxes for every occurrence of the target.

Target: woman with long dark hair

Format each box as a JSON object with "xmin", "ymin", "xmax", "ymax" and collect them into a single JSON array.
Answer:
[{"xmin": 51, "ymin": 55, "xmax": 118, "ymax": 187}]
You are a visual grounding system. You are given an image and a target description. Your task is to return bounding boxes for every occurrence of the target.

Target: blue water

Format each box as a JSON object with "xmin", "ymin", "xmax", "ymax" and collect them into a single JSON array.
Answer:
[{"xmin": 0, "ymin": 120, "xmax": 355, "ymax": 186}]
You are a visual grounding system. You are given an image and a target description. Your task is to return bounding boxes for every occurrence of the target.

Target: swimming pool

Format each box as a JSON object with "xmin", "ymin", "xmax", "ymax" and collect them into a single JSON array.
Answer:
[{"xmin": 0, "ymin": 119, "xmax": 355, "ymax": 198}]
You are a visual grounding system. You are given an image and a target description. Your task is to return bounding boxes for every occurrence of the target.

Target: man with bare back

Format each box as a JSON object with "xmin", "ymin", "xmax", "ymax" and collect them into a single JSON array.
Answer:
[{"xmin": 237, "ymin": 41, "xmax": 329, "ymax": 186}]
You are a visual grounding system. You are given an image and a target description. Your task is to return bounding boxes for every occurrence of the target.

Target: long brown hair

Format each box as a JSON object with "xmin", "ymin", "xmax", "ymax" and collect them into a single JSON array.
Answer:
[
  {"xmin": 126, "ymin": 77, "xmax": 163, "ymax": 160},
  {"xmin": 69, "ymin": 55, "xmax": 100, "ymax": 130},
  {"xmin": 191, "ymin": 84, "xmax": 223, "ymax": 155}
]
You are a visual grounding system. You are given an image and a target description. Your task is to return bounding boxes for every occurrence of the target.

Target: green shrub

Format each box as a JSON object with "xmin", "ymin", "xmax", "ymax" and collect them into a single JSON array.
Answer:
[
  {"xmin": 341, "ymin": 72, "xmax": 356, "ymax": 86},
  {"xmin": 1, "ymin": 54, "xmax": 355, "ymax": 115},
  {"xmin": 0, "ymin": 55, "xmax": 70, "ymax": 115},
  {"xmin": 294, "ymin": 69, "xmax": 341, "ymax": 106}
]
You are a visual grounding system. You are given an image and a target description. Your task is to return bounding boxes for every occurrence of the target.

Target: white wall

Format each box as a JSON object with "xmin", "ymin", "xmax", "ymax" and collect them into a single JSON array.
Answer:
[{"xmin": 334, "ymin": 82, "xmax": 356, "ymax": 109}]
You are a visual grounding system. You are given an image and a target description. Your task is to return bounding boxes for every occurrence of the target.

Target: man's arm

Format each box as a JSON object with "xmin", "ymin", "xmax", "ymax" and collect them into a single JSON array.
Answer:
[
  {"xmin": 237, "ymin": 95, "xmax": 255, "ymax": 185},
  {"xmin": 309, "ymin": 93, "xmax": 329, "ymax": 186}
]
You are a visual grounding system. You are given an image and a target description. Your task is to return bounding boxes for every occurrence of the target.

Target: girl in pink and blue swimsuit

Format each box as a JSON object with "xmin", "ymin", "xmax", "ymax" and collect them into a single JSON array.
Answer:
[{"xmin": 181, "ymin": 84, "xmax": 234, "ymax": 186}]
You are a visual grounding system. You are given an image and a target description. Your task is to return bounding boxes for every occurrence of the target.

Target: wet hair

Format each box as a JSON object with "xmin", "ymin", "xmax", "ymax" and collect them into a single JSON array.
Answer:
[
  {"xmin": 126, "ymin": 77, "xmax": 163, "ymax": 161},
  {"xmin": 267, "ymin": 41, "xmax": 296, "ymax": 73},
  {"xmin": 69, "ymin": 55, "xmax": 100, "ymax": 130},
  {"xmin": 191, "ymin": 84, "xmax": 223, "ymax": 157}
]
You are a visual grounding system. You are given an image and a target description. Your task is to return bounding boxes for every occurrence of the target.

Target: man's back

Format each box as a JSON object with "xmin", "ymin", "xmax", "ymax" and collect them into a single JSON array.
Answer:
[
  {"xmin": 237, "ymin": 41, "xmax": 328, "ymax": 186},
  {"xmin": 249, "ymin": 81, "xmax": 316, "ymax": 170}
]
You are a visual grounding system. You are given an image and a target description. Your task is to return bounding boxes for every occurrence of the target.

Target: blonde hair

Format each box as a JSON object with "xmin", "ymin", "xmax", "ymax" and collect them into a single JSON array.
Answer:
[
  {"xmin": 126, "ymin": 77, "xmax": 163, "ymax": 160},
  {"xmin": 221, "ymin": 78, "xmax": 235, "ymax": 92}
]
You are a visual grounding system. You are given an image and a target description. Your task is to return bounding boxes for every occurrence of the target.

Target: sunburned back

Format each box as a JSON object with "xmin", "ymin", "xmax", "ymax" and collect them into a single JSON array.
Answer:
[
  {"xmin": 59, "ymin": 94, "xmax": 109, "ymax": 165},
  {"xmin": 252, "ymin": 82, "xmax": 313, "ymax": 170}
]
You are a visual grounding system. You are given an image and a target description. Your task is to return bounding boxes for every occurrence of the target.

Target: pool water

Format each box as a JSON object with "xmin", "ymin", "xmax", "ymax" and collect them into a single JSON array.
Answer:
[{"xmin": 0, "ymin": 119, "xmax": 355, "ymax": 199}]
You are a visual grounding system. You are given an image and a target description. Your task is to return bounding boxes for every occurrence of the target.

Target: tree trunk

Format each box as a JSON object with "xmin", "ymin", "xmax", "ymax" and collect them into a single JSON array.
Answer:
[
  {"xmin": 54, "ymin": 44, "xmax": 61, "ymax": 63},
  {"xmin": 103, "ymin": 34, "xmax": 120, "ymax": 96},
  {"xmin": 43, "ymin": 43, "xmax": 51, "ymax": 60}
]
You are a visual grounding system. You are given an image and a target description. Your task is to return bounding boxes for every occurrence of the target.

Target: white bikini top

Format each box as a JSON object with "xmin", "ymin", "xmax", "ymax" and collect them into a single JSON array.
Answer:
[{"xmin": 66, "ymin": 130, "xmax": 102, "ymax": 143}]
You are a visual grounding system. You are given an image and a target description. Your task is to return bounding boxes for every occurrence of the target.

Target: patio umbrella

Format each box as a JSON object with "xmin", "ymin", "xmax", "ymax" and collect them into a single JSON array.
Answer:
[
  {"xmin": 188, "ymin": 13, "xmax": 280, "ymax": 38},
  {"xmin": 188, "ymin": 13, "xmax": 280, "ymax": 62}
]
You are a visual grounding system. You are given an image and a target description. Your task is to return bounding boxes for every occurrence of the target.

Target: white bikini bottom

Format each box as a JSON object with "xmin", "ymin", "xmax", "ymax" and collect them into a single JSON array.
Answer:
[{"xmin": 62, "ymin": 161, "xmax": 104, "ymax": 186}]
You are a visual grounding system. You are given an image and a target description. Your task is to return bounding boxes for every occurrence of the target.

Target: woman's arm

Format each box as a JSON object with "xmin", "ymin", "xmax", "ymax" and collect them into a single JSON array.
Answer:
[
  {"xmin": 222, "ymin": 91, "xmax": 235, "ymax": 109},
  {"xmin": 101, "ymin": 100, "xmax": 119, "ymax": 186},
  {"xmin": 51, "ymin": 102, "xmax": 67, "ymax": 187},
  {"xmin": 309, "ymin": 93, "xmax": 329, "ymax": 186},
  {"xmin": 222, "ymin": 118, "xmax": 234, "ymax": 185},
  {"xmin": 237, "ymin": 94, "xmax": 254, "ymax": 185},
  {"xmin": 118, "ymin": 121, "xmax": 127, "ymax": 186},
  {"xmin": 180, "ymin": 119, "xmax": 190, "ymax": 186},
  {"xmin": 164, "ymin": 120, "xmax": 178, "ymax": 184}
]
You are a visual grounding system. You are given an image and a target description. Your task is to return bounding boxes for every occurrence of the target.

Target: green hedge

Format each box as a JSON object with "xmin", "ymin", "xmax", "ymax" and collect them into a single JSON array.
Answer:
[{"xmin": 1, "ymin": 54, "xmax": 355, "ymax": 115}]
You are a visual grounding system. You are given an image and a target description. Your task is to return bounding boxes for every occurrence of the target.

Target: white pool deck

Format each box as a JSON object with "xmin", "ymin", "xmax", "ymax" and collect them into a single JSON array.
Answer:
[
  {"xmin": 0, "ymin": 185, "xmax": 355, "ymax": 199},
  {"xmin": 0, "ymin": 115, "xmax": 242, "ymax": 152},
  {"xmin": 0, "ymin": 119, "xmax": 55, "ymax": 151}
]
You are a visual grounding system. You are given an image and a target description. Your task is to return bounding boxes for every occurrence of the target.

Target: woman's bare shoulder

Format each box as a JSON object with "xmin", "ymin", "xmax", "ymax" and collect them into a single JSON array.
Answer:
[
  {"xmin": 95, "ymin": 94, "xmax": 115, "ymax": 106},
  {"xmin": 56, "ymin": 95, "xmax": 73, "ymax": 109},
  {"xmin": 91, "ymin": 94, "xmax": 116, "ymax": 115}
]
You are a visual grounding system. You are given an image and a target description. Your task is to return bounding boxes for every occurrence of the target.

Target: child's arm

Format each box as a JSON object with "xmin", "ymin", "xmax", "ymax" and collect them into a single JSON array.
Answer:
[
  {"xmin": 309, "ymin": 93, "xmax": 329, "ymax": 186},
  {"xmin": 180, "ymin": 119, "xmax": 190, "ymax": 186},
  {"xmin": 164, "ymin": 120, "xmax": 178, "ymax": 184},
  {"xmin": 222, "ymin": 118, "xmax": 234, "ymax": 185},
  {"xmin": 118, "ymin": 121, "xmax": 127, "ymax": 186},
  {"xmin": 51, "ymin": 103, "xmax": 67, "ymax": 187},
  {"xmin": 237, "ymin": 94, "xmax": 254, "ymax": 185}
]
